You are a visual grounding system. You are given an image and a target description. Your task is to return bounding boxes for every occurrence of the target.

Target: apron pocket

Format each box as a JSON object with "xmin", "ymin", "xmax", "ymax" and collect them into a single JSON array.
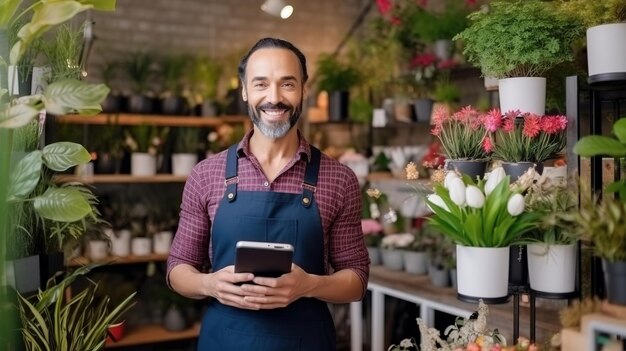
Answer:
[
  {"xmin": 223, "ymin": 326, "xmax": 301, "ymax": 350},
  {"xmin": 236, "ymin": 216, "xmax": 298, "ymax": 247}
]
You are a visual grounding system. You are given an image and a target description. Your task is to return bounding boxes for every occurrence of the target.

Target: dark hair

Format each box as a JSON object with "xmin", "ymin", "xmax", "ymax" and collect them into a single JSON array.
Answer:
[{"xmin": 238, "ymin": 37, "xmax": 308, "ymax": 84}]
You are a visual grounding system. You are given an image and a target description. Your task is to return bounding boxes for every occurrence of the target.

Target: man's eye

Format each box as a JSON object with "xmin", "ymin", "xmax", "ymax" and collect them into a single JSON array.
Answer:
[
  {"xmin": 254, "ymin": 83, "xmax": 267, "ymax": 88},
  {"xmin": 283, "ymin": 83, "xmax": 295, "ymax": 88}
]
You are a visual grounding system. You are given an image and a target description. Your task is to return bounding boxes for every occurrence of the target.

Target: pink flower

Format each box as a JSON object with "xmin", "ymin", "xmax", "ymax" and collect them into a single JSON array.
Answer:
[
  {"xmin": 502, "ymin": 115, "xmax": 516, "ymax": 133},
  {"xmin": 361, "ymin": 219, "xmax": 383, "ymax": 235},
  {"xmin": 484, "ymin": 108, "xmax": 502, "ymax": 132},
  {"xmin": 390, "ymin": 16, "xmax": 401, "ymax": 25},
  {"xmin": 437, "ymin": 59, "xmax": 457, "ymax": 69},
  {"xmin": 375, "ymin": 0, "xmax": 392, "ymax": 14},
  {"xmin": 482, "ymin": 137, "xmax": 493, "ymax": 153},
  {"xmin": 504, "ymin": 109, "xmax": 522, "ymax": 119},
  {"xmin": 410, "ymin": 53, "xmax": 437, "ymax": 68},
  {"xmin": 522, "ymin": 114, "xmax": 541, "ymax": 138},
  {"xmin": 541, "ymin": 115, "xmax": 567, "ymax": 134}
]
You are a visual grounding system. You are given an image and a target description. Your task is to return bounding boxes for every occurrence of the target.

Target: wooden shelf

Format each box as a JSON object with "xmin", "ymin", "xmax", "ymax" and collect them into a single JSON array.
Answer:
[
  {"xmin": 67, "ymin": 253, "xmax": 168, "ymax": 267},
  {"xmin": 55, "ymin": 113, "xmax": 251, "ymax": 128},
  {"xmin": 54, "ymin": 174, "xmax": 187, "ymax": 184},
  {"xmin": 105, "ymin": 323, "xmax": 200, "ymax": 348}
]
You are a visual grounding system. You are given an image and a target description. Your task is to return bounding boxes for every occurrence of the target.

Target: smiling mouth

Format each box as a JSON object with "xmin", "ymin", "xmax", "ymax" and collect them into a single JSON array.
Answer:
[{"xmin": 260, "ymin": 109, "xmax": 288, "ymax": 119}]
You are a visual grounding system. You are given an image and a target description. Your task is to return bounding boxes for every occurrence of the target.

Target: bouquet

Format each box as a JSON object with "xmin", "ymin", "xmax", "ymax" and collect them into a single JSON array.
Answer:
[
  {"xmin": 426, "ymin": 167, "xmax": 538, "ymax": 247},
  {"xmin": 491, "ymin": 110, "xmax": 567, "ymax": 163},
  {"xmin": 431, "ymin": 105, "xmax": 494, "ymax": 161}
]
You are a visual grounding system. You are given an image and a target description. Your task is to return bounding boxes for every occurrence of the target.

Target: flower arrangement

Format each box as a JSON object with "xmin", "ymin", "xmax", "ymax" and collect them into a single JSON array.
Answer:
[
  {"xmin": 388, "ymin": 300, "xmax": 540, "ymax": 351},
  {"xmin": 431, "ymin": 105, "xmax": 494, "ymax": 161},
  {"xmin": 426, "ymin": 167, "xmax": 538, "ymax": 247},
  {"xmin": 490, "ymin": 110, "xmax": 568, "ymax": 163}
]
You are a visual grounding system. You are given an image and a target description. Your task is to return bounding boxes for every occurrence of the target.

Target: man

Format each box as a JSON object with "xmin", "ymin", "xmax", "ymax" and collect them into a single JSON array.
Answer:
[{"xmin": 167, "ymin": 37, "xmax": 369, "ymax": 350}]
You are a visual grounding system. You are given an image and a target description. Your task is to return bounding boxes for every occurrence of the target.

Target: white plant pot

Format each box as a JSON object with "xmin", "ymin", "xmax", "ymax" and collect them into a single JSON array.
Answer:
[
  {"xmin": 171, "ymin": 153, "xmax": 198, "ymax": 176},
  {"xmin": 403, "ymin": 251, "xmax": 428, "ymax": 275},
  {"xmin": 153, "ymin": 231, "xmax": 173, "ymax": 254},
  {"xmin": 131, "ymin": 237, "xmax": 152, "ymax": 256},
  {"xmin": 381, "ymin": 249, "xmax": 404, "ymax": 271},
  {"xmin": 87, "ymin": 240, "xmax": 109, "ymax": 261},
  {"xmin": 433, "ymin": 39, "xmax": 453, "ymax": 61},
  {"xmin": 587, "ymin": 23, "xmax": 626, "ymax": 82},
  {"xmin": 498, "ymin": 77, "xmax": 546, "ymax": 115},
  {"xmin": 104, "ymin": 228, "xmax": 131, "ymax": 257},
  {"xmin": 131, "ymin": 152, "xmax": 157, "ymax": 176},
  {"xmin": 527, "ymin": 243, "xmax": 577, "ymax": 294},
  {"xmin": 367, "ymin": 246, "xmax": 381, "ymax": 266},
  {"xmin": 456, "ymin": 245, "xmax": 510, "ymax": 302}
]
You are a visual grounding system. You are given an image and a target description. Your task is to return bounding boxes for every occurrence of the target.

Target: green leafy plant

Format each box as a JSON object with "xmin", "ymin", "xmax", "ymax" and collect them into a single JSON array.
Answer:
[
  {"xmin": 41, "ymin": 22, "xmax": 85, "ymax": 83},
  {"xmin": 431, "ymin": 105, "xmax": 490, "ymax": 160},
  {"xmin": 173, "ymin": 127, "xmax": 200, "ymax": 154},
  {"xmin": 453, "ymin": 0, "xmax": 585, "ymax": 78},
  {"xmin": 123, "ymin": 51, "xmax": 155, "ymax": 95},
  {"xmin": 18, "ymin": 264, "xmax": 136, "ymax": 351},
  {"xmin": 315, "ymin": 53, "xmax": 361, "ymax": 92},
  {"xmin": 412, "ymin": 0, "xmax": 472, "ymax": 42},
  {"xmin": 432, "ymin": 81, "xmax": 460, "ymax": 104},
  {"xmin": 558, "ymin": 0, "xmax": 626, "ymax": 27},
  {"xmin": 159, "ymin": 54, "xmax": 189, "ymax": 96},
  {"xmin": 124, "ymin": 125, "xmax": 169, "ymax": 154},
  {"xmin": 189, "ymin": 56, "xmax": 222, "ymax": 103}
]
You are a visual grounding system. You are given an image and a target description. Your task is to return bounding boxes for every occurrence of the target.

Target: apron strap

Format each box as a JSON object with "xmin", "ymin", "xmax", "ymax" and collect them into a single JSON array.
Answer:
[
  {"xmin": 224, "ymin": 144, "xmax": 239, "ymax": 202},
  {"xmin": 301, "ymin": 146, "xmax": 321, "ymax": 208}
]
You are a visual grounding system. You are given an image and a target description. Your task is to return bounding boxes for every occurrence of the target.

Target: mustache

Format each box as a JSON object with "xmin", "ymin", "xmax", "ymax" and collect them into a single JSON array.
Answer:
[{"xmin": 257, "ymin": 102, "xmax": 291, "ymax": 110}]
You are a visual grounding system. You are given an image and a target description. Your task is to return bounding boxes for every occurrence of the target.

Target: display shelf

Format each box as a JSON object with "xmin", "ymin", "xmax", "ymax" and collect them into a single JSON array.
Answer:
[
  {"xmin": 67, "ymin": 253, "xmax": 168, "ymax": 267},
  {"xmin": 105, "ymin": 323, "xmax": 200, "ymax": 348},
  {"xmin": 54, "ymin": 174, "xmax": 187, "ymax": 184},
  {"xmin": 55, "ymin": 113, "xmax": 251, "ymax": 128}
]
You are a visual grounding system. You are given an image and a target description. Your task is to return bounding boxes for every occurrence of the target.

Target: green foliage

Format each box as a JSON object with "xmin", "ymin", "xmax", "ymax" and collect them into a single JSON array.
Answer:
[
  {"xmin": 315, "ymin": 53, "xmax": 361, "ymax": 92},
  {"xmin": 19, "ymin": 264, "xmax": 136, "ymax": 351},
  {"xmin": 125, "ymin": 125, "xmax": 169, "ymax": 154},
  {"xmin": 189, "ymin": 56, "xmax": 223, "ymax": 102},
  {"xmin": 432, "ymin": 81, "xmax": 460, "ymax": 103},
  {"xmin": 413, "ymin": 1, "xmax": 470, "ymax": 42},
  {"xmin": 454, "ymin": 0, "xmax": 585, "ymax": 78},
  {"xmin": 173, "ymin": 127, "xmax": 200, "ymax": 154},
  {"xmin": 123, "ymin": 51, "xmax": 155, "ymax": 94},
  {"xmin": 41, "ymin": 23, "xmax": 85, "ymax": 83},
  {"xmin": 159, "ymin": 54, "xmax": 190, "ymax": 96},
  {"xmin": 558, "ymin": 0, "xmax": 626, "ymax": 27}
]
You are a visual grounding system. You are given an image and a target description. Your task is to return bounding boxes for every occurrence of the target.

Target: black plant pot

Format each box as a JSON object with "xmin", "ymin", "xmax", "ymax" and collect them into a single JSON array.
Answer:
[
  {"xmin": 328, "ymin": 90, "xmax": 349, "ymax": 121},
  {"xmin": 501, "ymin": 161, "xmax": 544, "ymax": 182},
  {"xmin": 7, "ymin": 252, "xmax": 64, "ymax": 296},
  {"xmin": 127, "ymin": 95, "xmax": 154, "ymax": 114},
  {"xmin": 102, "ymin": 94, "xmax": 123, "ymax": 113},
  {"xmin": 414, "ymin": 98, "xmax": 434, "ymax": 122},
  {"xmin": 161, "ymin": 96, "xmax": 188, "ymax": 116},
  {"xmin": 95, "ymin": 152, "xmax": 121, "ymax": 174},
  {"xmin": 508, "ymin": 245, "xmax": 528, "ymax": 287},
  {"xmin": 603, "ymin": 259, "xmax": 626, "ymax": 306},
  {"xmin": 446, "ymin": 159, "xmax": 488, "ymax": 180}
]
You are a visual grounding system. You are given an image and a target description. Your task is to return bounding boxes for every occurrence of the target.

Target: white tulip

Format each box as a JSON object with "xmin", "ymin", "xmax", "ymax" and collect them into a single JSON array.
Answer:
[
  {"xmin": 427, "ymin": 194, "xmax": 449, "ymax": 212},
  {"xmin": 485, "ymin": 167, "xmax": 506, "ymax": 196},
  {"xmin": 448, "ymin": 177, "xmax": 467, "ymax": 207},
  {"xmin": 465, "ymin": 185, "xmax": 485, "ymax": 209},
  {"xmin": 507, "ymin": 193, "xmax": 525, "ymax": 216},
  {"xmin": 444, "ymin": 171, "xmax": 460, "ymax": 189}
]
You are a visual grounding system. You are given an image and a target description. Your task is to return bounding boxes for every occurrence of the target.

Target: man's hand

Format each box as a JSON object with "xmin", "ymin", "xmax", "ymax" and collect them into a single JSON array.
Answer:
[
  {"xmin": 203, "ymin": 265, "xmax": 262, "ymax": 310},
  {"xmin": 239, "ymin": 263, "xmax": 315, "ymax": 309}
]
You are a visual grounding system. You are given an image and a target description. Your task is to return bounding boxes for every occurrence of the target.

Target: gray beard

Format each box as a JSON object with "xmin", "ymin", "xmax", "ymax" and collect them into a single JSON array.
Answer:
[{"xmin": 249, "ymin": 102, "xmax": 302, "ymax": 139}]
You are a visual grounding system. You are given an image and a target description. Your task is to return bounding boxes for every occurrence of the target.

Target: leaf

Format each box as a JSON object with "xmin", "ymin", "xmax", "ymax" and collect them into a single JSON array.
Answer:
[
  {"xmin": 573, "ymin": 135, "xmax": 626, "ymax": 157},
  {"xmin": 0, "ymin": 103, "xmax": 40, "ymax": 129},
  {"xmin": 80, "ymin": 0, "xmax": 117, "ymax": 11},
  {"xmin": 0, "ymin": 0, "xmax": 21, "ymax": 26},
  {"xmin": 42, "ymin": 142, "xmax": 91, "ymax": 171},
  {"xmin": 8, "ymin": 151, "xmax": 43, "ymax": 199},
  {"xmin": 33, "ymin": 187, "xmax": 93, "ymax": 222},
  {"xmin": 613, "ymin": 118, "xmax": 626, "ymax": 144},
  {"xmin": 42, "ymin": 80, "xmax": 109, "ymax": 115}
]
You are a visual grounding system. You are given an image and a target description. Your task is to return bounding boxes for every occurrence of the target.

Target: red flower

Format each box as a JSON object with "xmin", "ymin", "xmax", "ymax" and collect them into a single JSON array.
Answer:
[
  {"xmin": 375, "ymin": 0, "xmax": 392, "ymax": 15},
  {"xmin": 482, "ymin": 137, "xmax": 493, "ymax": 153},
  {"xmin": 410, "ymin": 53, "xmax": 437, "ymax": 68},
  {"xmin": 541, "ymin": 115, "xmax": 568, "ymax": 134},
  {"xmin": 522, "ymin": 114, "xmax": 542, "ymax": 138},
  {"xmin": 437, "ymin": 59, "xmax": 457, "ymax": 70},
  {"xmin": 502, "ymin": 115, "xmax": 516, "ymax": 133},
  {"xmin": 484, "ymin": 108, "xmax": 502, "ymax": 132}
]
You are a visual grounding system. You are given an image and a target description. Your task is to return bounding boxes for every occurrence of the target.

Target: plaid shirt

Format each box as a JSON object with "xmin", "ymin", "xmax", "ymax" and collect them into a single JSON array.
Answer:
[{"xmin": 167, "ymin": 129, "xmax": 369, "ymax": 294}]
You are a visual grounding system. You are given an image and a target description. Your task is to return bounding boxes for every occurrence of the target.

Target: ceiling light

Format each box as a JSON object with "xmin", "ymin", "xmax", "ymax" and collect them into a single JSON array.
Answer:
[{"xmin": 261, "ymin": 0, "xmax": 294, "ymax": 19}]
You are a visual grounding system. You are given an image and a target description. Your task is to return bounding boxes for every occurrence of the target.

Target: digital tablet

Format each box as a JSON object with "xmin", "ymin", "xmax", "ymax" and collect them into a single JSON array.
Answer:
[{"xmin": 234, "ymin": 241, "xmax": 294, "ymax": 278}]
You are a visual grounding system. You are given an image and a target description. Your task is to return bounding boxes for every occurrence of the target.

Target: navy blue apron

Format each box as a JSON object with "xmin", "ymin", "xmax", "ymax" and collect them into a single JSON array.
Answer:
[{"xmin": 197, "ymin": 145, "xmax": 336, "ymax": 350}]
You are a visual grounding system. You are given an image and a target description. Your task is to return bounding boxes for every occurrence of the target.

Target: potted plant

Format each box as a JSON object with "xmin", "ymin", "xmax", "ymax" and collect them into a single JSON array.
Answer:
[
  {"xmin": 430, "ymin": 105, "xmax": 492, "ymax": 179},
  {"xmin": 315, "ymin": 53, "xmax": 361, "ymax": 121},
  {"xmin": 189, "ymin": 55, "xmax": 223, "ymax": 117},
  {"xmin": 524, "ymin": 176, "xmax": 580, "ymax": 295},
  {"xmin": 380, "ymin": 233, "xmax": 414, "ymax": 271},
  {"xmin": 171, "ymin": 127, "xmax": 199, "ymax": 176},
  {"xmin": 123, "ymin": 51, "xmax": 156, "ymax": 114},
  {"xmin": 453, "ymin": 0, "xmax": 585, "ymax": 115},
  {"xmin": 124, "ymin": 125, "xmax": 169, "ymax": 176},
  {"xmin": 158, "ymin": 53, "xmax": 190, "ymax": 115},
  {"xmin": 491, "ymin": 110, "xmax": 568, "ymax": 181},
  {"xmin": 18, "ymin": 264, "xmax": 136, "ymax": 350},
  {"xmin": 98, "ymin": 58, "xmax": 123, "ymax": 113},
  {"xmin": 423, "ymin": 227, "xmax": 454, "ymax": 288},
  {"xmin": 426, "ymin": 168, "xmax": 539, "ymax": 302},
  {"xmin": 92, "ymin": 115, "xmax": 124, "ymax": 174},
  {"xmin": 361, "ymin": 218, "xmax": 383, "ymax": 265},
  {"xmin": 403, "ymin": 229, "xmax": 431, "ymax": 276},
  {"xmin": 6, "ymin": 16, "xmax": 42, "ymax": 97},
  {"xmin": 559, "ymin": 0, "xmax": 626, "ymax": 83},
  {"xmin": 40, "ymin": 22, "xmax": 85, "ymax": 83}
]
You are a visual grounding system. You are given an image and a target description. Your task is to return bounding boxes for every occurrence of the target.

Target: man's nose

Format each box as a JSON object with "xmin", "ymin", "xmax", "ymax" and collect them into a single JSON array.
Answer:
[{"xmin": 267, "ymin": 84, "xmax": 280, "ymax": 104}]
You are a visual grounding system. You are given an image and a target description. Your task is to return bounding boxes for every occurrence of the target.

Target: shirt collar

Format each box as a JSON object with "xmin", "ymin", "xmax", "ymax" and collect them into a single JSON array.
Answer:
[{"xmin": 236, "ymin": 128, "xmax": 312, "ymax": 162}]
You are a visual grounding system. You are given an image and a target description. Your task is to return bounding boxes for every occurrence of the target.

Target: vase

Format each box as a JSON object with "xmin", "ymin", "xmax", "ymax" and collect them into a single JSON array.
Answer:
[
  {"xmin": 498, "ymin": 77, "xmax": 546, "ymax": 115},
  {"xmin": 446, "ymin": 159, "xmax": 488, "ymax": 180},
  {"xmin": 602, "ymin": 259, "xmax": 626, "ymax": 306},
  {"xmin": 381, "ymin": 249, "xmax": 404, "ymax": 271},
  {"xmin": 587, "ymin": 23, "xmax": 626, "ymax": 84},
  {"xmin": 403, "ymin": 251, "xmax": 428, "ymax": 275},
  {"xmin": 131, "ymin": 152, "xmax": 157, "ymax": 176},
  {"xmin": 527, "ymin": 243, "xmax": 577, "ymax": 294},
  {"xmin": 413, "ymin": 98, "xmax": 434, "ymax": 123},
  {"xmin": 456, "ymin": 245, "xmax": 510, "ymax": 303},
  {"xmin": 171, "ymin": 153, "xmax": 198, "ymax": 176},
  {"xmin": 367, "ymin": 246, "xmax": 381, "ymax": 266},
  {"xmin": 508, "ymin": 245, "xmax": 528, "ymax": 287},
  {"xmin": 501, "ymin": 161, "xmax": 543, "ymax": 182}
]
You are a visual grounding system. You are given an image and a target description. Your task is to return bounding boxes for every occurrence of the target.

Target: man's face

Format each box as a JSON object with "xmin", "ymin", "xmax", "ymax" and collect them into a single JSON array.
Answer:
[{"xmin": 241, "ymin": 48, "xmax": 305, "ymax": 139}]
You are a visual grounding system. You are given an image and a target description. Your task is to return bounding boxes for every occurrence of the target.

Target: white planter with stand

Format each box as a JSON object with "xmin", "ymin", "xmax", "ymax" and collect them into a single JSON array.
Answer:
[
  {"xmin": 527, "ymin": 243, "xmax": 577, "ymax": 294},
  {"xmin": 498, "ymin": 77, "xmax": 546, "ymax": 115},
  {"xmin": 131, "ymin": 152, "xmax": 157, "ymax": 176},
  {"xmin": 456, "ymin": 245, "xmax": 510, "ymax": 303},
  {"xmin": 586, "ymin": 23, "xmax": 626, "ymax": 83},
  {"xmin": 171, "ymin": 153, "xmax": 197, "ymax": 176}
]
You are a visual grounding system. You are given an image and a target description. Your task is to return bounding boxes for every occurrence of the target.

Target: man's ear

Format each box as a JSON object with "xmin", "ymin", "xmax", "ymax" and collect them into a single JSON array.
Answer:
[{"xmin": 241, "ymin": 81, "xmax": 247, "ymax": 102}]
